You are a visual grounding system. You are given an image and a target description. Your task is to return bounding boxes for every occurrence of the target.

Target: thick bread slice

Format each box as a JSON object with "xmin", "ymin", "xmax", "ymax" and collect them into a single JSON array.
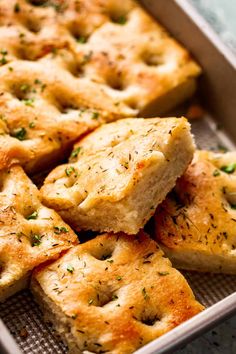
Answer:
[
  {"xmin": 31, "ymin": 231, "xmax": 203, "ymax": 354},
  {"xmin": 0, "ymin": 60, "xmax": 133, "ymax": 174},
  {"xmin": 41, "ymin": 117, "xmax": 195, "ymax": 234},
  {"xmin": 155, "ymin": 150, "xmax": 236, "ymax": 274},
  {"xmin": 0, "ymin": 165, "xmax": 78, "ymax": 302},
  {"xmin": 0, "ymin": 0, "xmax": 201, "ymax": 118}
]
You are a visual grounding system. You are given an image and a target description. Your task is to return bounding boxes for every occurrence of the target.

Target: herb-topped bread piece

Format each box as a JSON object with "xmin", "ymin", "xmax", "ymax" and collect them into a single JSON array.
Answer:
[
  {"xmin": 0, "ymin": 60, "xmax": 133, "ymax": 174},
  {"xmin": 0, "ymin": 165, "xmax": 78, "ymax": 302},
  {"xmin": 31, "ymin": 231, "xmax": 203, "ymax": 354},
  {"xmin": 0, "ymin": 0, "xmax": 201, "ymax": 118},
  {"xmin": 155, "ymin": 150, "xmax": 236, "ymax": 274},
  {"xmin": 41, "ymin": 117, "xmax": 195, "ymax": 234}
]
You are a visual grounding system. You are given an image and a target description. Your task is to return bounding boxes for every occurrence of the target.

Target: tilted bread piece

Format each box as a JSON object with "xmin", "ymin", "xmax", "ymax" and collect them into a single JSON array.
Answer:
[
  {"xmin": 0, "ymin": 165, "xmax": 78, "ymax": 302},
  {"xmin": 0, "ymin": 0, "xmax": 201, "ymax": 117},
  {"xmin": 31, "ymin": 231, "xmax": 203, "ymax": 354},
  {"xmin": 0, "ymin": 60, "xmax": 133, "ymax": 174},
  {"xmin": 155, "ymin": 150, "xmax": 236, "ymax": 274},
  {"xmin": 41, "ymin": 117, "xmax": 195, "ymax": 234}
]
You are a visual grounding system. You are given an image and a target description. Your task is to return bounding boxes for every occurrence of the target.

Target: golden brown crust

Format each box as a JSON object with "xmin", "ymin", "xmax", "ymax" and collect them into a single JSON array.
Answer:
[
  {"xmin": 41, "ymin": 117, "xmax": 195, "ymax": 234},
  {"xmin": 0, "ymin": 0, "xmax": 201, "ymax": 173},
  {"xmin": 0, "ymin": 59, "xmax": 133, "ymax": 174},
  {"xmin": 155, "ymin": 150, "xmax": 236, "ymax": 274},
  {"xmin": 0, "ymin": 165, "xmax": 78, "ymax": 302},
  {"xmin": 31, "ymin": 231, "xmax": 203, "ymax": 354}
]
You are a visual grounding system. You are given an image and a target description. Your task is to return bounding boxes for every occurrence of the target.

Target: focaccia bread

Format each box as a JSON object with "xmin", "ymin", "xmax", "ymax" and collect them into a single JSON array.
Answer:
[
  {"xmin": 0, "ymin": 165, "xmax": 78, "ymax": 302},
  {"xmin": 155, "ymin": 150, "xmax": 236, "ymax": 274},
  {"xmin": 31, "ymin": 231, "xmax": 203, "ymax": 354},
  {"xmin": 41, "ymin": 117, "xmax": 195, "ymax": 234},
  {"xmin": 0, "ymin": 0, "xmax": 201, "ymax": 117},
  {"xmin": 0, "ymin": 59, "xmax": 133, "ymax": 174}
]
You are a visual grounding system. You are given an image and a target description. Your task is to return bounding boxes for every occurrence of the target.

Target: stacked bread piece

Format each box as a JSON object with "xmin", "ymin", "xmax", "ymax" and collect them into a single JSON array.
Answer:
[{"xmin": 2, "ymin": 1, "xmax": 234, "ymax": 354}]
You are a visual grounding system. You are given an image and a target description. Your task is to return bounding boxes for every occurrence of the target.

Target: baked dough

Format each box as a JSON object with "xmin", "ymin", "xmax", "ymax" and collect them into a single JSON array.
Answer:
[
  {"xmin": 41, "ymin": 117, "xmax": 195, "ymax": 234},
  {"xmin": 0, "ymin": 59, "xmax": 133, "ymax": 174},
  {"xmin": 0, "ymin": 165, "xmax": 78, "ymax": 302},
  {"xmin": 0, "ymin": 0, "xmax": 201, "ymax": 117},
  {"xmin": 155, "ymin": 150, "xmax": 236, "ymax": 274},
  {"xmin": 31, "ymin": 231, "xmax": 203, "ymax": 354}
]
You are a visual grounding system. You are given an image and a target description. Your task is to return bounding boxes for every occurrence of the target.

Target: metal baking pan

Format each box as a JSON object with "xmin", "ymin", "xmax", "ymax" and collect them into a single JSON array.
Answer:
[{"xmin": 0, "ymin": 0, "xmax": 236, "ymax": 353}]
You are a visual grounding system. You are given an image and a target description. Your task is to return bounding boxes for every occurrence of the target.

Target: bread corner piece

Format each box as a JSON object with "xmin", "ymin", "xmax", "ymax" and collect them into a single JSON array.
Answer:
[
  {"xmin": 31, "ymin": 231, "xmax": 203, "ymax": 354},
  {"xmin": 155, "ymin": 150, "xmax": 236, "ymax": 274},
  {"xmin": 0, "ymin": 165, "xmax": 78, "ymax": 302},
  {"xmin": 41, "ymin": 117, "xmax": 195, "ymax": 235}
]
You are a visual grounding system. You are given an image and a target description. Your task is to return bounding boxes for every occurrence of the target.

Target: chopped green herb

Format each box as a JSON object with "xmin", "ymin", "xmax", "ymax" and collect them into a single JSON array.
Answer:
[
  {"xmin": 31, "ymin": 234, "xmax": 42, "ymax": 247},
  {"xmin": 13, "ymin": 127, "xmax": 26, "ymax": 141},
  {"xmin": 112, "ymin": 294, "xmax": 118, "ymax": 301},
  {"xmin": 230, "ymin": 204, "xmax": 236, "ymax": 210},
  {"xmin": 71, "ymin": 314, "xmax": 77, "ymax": 319},
  {"xmin": 34, "ymin": 79, "xmax": 41, "ymax": 85},
  {"xmin": 213, "ymin": 169, "xmax": 220, "ymax": 177},
  {"xmin": 142, "ymin": 287, "xmax": 149, "ymax": 300},
  {"xmin": 70, "ymin": 147, "xmax": 82, "ymax": 159},
  {"xmin": 23, "ymin": 98, "xmax": 35, "ymax": 107},
  {"xmin": 65, "ymin": 166, "xmax": 75, "ymax": 176},
  {"xmin": 8, "ymin": 66, "xmax": 13, "ymax": 72},
  {"xmin": 116, "ymin": 276, "xmax": 122, "ymax": 281},
  {"xmin": 88, "ymin": 299, "xmax": 93, "ymax": 305},
  {"xmin": 107, "ymin": 259, "xmax": 114, "ymax": 264},
  {"xmin": 158, "ymin": 271, "xmax": 169, "ymax": 276},
  {"xmin": 20, "ymin": 84, "xmax": 30, "ymax": 93},
  {"xmin": 76, "ymin": 36, "xmax": 87, "ymax": 44},
  {"xmin": 54, "ymin": 226, "xmax": 69, "ymax": 234},
  {"xmin": 115, "ymin": 15, "xmax": 127, "ymax": 25},
  {"xmin": 0, "ymin": 49, "xmax": 8, "ymax": 65},
  {"xmin": 91, "ymin": 111, "xmax": 99, "ymax": 120},
  {"xmin": 29, "ymin": 121, "xmax": 35, "ymax": 128},
  {"xmin": 67, "ymin": 265, "xmax": 74, "ymax": 273},
  {"xmin": 26, "ymin": 211, "xmax": 38, "ymax": 220},
  {"xmin": 14, "ymin": 3, "xmax": 20, "ymax": 13},
  {"xmin": 220, "ymin": 163, "xmax": 236, "ymax": 174}
]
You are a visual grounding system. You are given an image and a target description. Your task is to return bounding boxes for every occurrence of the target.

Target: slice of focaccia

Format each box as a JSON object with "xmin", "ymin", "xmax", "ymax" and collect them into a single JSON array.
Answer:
[
  {"xmin": 41, "ymin": 117, "xmax": 195, "ymax": 234},
  {"xmin": 0, "ymin": 165, "xmax": 78, "ymax": 302},
  {"xmin": 0, "ymin": 59, "xmax": 133, "ymax": 174},
  {"xmin": 155, "ymin": 150, "xmax": 236, "ymax": 274},
  {"xmin": 31, "ymin": 231, "xmax": 203, "ymax": 354},
  {"xmin": 0, "ymin": 0, "xmax": 201, "ymax": 117}
]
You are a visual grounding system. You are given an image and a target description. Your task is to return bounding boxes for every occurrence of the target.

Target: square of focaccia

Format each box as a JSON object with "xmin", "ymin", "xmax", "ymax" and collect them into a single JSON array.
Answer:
[
  {"xmin": 41, "ymin": 117, "xmax": 195, "ymax": 234},
  {"xmin": 31, "ymin": 231, "xmax": 203, "ymax": 354},
  {"xmin": 155, "ymin": 150, "xmax": 236, "ymax": 274},
  {"xmin": 0, "ymin": 59, "xmax": 133, "ymax": 174},
  {"xmin": 0, "ymin": 165, "xmax": 78, "ymax": 302},
  {"xmin": 0, "ymin": 0, "xmax": 201, "ymax": 117}
]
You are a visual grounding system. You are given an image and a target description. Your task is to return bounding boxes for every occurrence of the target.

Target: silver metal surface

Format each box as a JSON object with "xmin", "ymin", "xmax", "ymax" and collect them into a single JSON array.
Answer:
[{"xmin": 136, "ymin": 293, "xmax": 236, "ymax": 354}]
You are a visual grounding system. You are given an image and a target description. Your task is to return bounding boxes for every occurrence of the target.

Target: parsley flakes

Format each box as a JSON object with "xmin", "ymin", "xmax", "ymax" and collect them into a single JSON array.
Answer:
[
  {"xmin": 31, "ymin": 234, "xmax": 42, "ymax": 247},
  {"xmin": 67, "ymin": 265, "xmax": 74, "ymax": 273},
  {"xmin": 70, "ymin": 147, "xmax": 82, "ymax": 159},
  {"xmin": 0, "ymin": 49, "xmax": 8, "ymax": 65},
  {"xmin": 26, "ymin": 211, "xmax": 38, "ymax": 220},
  {"xmin": 13, "ymin": 127, "xmax": 27, "ymax": 141},
  {"xmin": 54, "ymin": 226, "xmax": 69, "ymax": 234},
  {"xmin": 220, "ymin": 163, "xmax": 236, "ymax": 174},
  {"xmin": 142, "ymin": 287, "xmax": 149, "ymax": 300},
  {"xmin": 65, "ymin": 166, "xmax": 77, "ymax": 177},
  {"xmin": 213, "ymin": 169, "xmax": 220, "ymax": 177}
]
